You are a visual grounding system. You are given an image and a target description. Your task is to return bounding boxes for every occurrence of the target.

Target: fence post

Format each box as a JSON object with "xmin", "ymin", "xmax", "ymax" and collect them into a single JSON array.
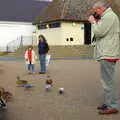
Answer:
[
  {"xmin": 6, "ymin": 45, "xmax": 9, "ymax": 53},
  {"xmin": 20, "ymin": 36, "xmax": 23, "ymax": 48}
]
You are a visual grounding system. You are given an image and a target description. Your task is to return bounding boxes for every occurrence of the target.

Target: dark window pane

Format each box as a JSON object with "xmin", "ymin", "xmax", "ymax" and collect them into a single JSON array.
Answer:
[
  {"xmin": 38, "ymin": 24, "xmax": 47, "ymax": 29},
  {"xmin": 49, "ymin": 22, "xmax": 61, "ymax": 28},
  {"xmin": 70, "ymin": 38, "xmax": 73, "ymax": 41},
  {"xmin": 66, "ymin": 38, "xmax": 69, "ymax": 41}
]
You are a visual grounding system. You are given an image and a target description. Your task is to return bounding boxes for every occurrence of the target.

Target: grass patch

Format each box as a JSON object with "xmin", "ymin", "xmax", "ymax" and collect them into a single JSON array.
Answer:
[{"xmin": 0, "ymin": 52, "xmax": 8, "ymax": 56}]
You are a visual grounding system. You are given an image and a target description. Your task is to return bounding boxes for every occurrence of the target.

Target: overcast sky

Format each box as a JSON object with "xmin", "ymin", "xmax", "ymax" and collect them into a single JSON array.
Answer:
[{"xmin": 35, "ymin": 0, "xmax": 53, "ymax": 1}]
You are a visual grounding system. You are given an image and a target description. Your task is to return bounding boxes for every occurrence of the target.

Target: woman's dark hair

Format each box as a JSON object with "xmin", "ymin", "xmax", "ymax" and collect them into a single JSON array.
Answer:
[{"xmin": 38, "ymin": 35, "xmax": 47, "ymax": 43}]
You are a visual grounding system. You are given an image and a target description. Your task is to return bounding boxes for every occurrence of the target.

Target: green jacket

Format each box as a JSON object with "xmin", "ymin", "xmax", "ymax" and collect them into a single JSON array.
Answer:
[{"xmin": 92, "ymin": 7, "xmax": 120, "ymax": 60}]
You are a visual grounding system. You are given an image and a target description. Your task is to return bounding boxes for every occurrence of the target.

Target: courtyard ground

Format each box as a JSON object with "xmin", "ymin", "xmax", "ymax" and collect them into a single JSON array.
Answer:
[{"xmin": 0, "ymin": 58, "xmax": 120, "ymax": 120}]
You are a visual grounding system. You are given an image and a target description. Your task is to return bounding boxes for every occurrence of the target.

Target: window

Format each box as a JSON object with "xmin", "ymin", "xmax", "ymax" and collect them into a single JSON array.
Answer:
[
  {"xmin": 38, "ymin": 24, "xmax": 47, "ymax": 29},
  {"xmin": 66, "ymin": 38, "xmax": 69, "ymax": 41},
  {"xmin": 70, "ymin": 37, "xmax": 73, "ymax": 41},
  {"xmin": 49, "ymin": 22, "xmax": 61, "ymax": 28}
]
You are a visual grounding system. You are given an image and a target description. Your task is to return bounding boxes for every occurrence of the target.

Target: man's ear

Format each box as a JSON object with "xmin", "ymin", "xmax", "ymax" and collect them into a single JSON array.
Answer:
[{"xmin": 100, "ymin": 6, "xmax": 106, "ymax": 12}]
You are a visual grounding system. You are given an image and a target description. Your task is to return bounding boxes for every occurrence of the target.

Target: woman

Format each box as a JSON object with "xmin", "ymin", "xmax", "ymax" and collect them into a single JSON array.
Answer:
[{"xmin": 38, "ymin": 35, "xmax": 49, "ymax": 74}]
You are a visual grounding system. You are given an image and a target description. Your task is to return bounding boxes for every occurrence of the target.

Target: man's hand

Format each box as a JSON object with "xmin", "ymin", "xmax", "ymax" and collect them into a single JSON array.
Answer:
[{"xmin": 88, "ymin": 15, "xmax": 96, "ymax": 23}]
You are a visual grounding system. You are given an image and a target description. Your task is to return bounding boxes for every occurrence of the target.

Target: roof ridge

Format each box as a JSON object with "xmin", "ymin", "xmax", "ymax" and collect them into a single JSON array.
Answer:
[{"xmin": 33, "ymin": 0, "xmax": 120, "ymax": 24}]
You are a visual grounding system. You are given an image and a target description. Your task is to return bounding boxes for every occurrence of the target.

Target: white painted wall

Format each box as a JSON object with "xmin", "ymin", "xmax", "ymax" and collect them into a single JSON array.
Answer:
[
  {"xmin": 36, "ymin": 21, "xmax": 85, "ymax": 45},
  {"xmin": 36, "ymin": 26, "xmax": 62, "ymax": 45},
  {"xmin": 0, "ymin": 21, "xmax": 35, "ymax": 46},
  {"xmin": 61, "ymin": 22, "xmax": 84, "ymax": 45}
]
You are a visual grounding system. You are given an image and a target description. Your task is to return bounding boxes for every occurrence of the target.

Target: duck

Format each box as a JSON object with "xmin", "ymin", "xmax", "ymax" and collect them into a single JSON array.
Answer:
[{"xmin": 16, "ymin": 76, "xmax": 28, "ymax": 86}]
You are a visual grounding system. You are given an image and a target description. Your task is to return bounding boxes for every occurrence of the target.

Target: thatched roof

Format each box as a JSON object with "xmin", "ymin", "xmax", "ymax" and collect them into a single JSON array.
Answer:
[{"xmin": 33, "ymin": 0, "xmax": 120, "ymax": 25}]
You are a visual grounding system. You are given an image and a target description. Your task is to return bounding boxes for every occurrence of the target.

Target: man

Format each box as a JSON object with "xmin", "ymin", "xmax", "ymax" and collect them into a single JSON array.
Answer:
[{"xmin": 88, "ymin": 1, "xmax": 120, "ymax": 115}]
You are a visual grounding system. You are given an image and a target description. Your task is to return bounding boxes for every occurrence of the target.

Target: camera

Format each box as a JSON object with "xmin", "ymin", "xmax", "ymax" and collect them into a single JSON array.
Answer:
[{"xmin": 92, "ymin": 12, "xmax": 101, "ymax": 20}]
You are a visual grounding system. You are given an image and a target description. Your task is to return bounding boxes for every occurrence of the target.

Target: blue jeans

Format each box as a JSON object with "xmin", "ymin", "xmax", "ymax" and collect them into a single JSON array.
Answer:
[
  {"xmin": 39, "ymin": 54, "xmax": 46, "ymax": 73},
  {"xmin": 27, "ymin": 63, "xmax": 35, "ymax": 73}
]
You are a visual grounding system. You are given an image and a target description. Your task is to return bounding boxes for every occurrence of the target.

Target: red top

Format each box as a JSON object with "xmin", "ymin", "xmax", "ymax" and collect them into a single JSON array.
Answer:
[
  {"xmin": 103, "ymin": 59, "xmax": 119, "ymax": 62},
  {"xmin": 28, "ymin": 50, "xmax": 32, "ymax": 62}
]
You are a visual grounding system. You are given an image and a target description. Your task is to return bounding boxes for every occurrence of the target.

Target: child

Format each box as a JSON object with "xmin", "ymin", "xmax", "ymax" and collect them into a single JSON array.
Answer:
[{"xmin": 24, "ymin": 45, "xmax": 37, "ymax": 74}]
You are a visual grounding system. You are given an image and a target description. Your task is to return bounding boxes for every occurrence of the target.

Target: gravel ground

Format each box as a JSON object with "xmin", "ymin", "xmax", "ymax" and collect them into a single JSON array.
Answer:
[{"xmin": 0, "ymin": 59, "xmax": 120, "ymax": 120}]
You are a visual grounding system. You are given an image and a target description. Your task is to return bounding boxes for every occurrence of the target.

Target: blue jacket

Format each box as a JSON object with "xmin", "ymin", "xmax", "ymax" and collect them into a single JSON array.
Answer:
[{"xmin": 38, "ymin": 42, "xmax": 49, "ymax": 54}]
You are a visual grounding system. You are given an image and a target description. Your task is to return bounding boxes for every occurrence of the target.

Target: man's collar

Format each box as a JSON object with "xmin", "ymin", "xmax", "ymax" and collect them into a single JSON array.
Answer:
[{"xmin": 102, "ymin": 7, "xmax": 112, "ymax": 16}]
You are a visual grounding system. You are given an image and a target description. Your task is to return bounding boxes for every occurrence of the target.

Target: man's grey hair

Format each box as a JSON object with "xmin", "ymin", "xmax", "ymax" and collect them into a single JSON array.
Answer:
[{"xmin": 93, "ymin": 1, "xmax": 109, "ymax": 9}]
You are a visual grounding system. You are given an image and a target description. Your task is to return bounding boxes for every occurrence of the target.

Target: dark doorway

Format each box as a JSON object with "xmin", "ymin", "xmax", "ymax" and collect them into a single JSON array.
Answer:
[{"xmin": 84, "ymin": 23, "xmax": 91, "ymax": 44}]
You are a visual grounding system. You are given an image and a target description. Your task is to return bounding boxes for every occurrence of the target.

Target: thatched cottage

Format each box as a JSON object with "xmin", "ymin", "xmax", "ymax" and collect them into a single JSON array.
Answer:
[{"xmin": 33, "ymin": 0, "xmax": 120, "ymax": 46}]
